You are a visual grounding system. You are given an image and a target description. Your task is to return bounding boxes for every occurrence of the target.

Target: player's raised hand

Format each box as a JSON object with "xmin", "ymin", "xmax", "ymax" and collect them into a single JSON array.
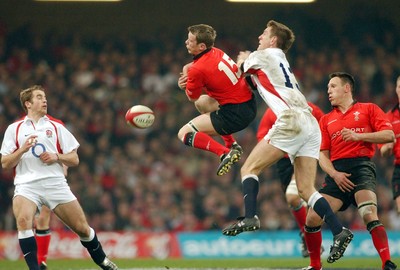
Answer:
[{"xmin": 236, "ymin": 50, "xmax": 251, "ymax": 67}]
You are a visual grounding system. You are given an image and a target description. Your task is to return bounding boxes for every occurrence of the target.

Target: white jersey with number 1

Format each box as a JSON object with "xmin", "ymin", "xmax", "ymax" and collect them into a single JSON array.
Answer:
[
  {"xmin": 243, "ymin": 47, "xmax": 320, "ymax": 160},
  {"xmin": 243, "ymin": 48, "xmax": 310, "ymax": 117}
]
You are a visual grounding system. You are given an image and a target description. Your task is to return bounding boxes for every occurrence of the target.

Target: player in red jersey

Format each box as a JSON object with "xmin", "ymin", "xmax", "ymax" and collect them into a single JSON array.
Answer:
[
  {"xmin": 257, "ymin": 102, "xmax": 324, "ymax": 257},
  {"xmin": 380, "ymin": 76, "xmax": 400, "ymax": 214},
  {"xmin": 178, "ymin": 62, "xmax": 244, "ymax": 157},
  {"xmin": 177, "ymin": 24, "xmax": 257, "ymax": 176},
  {"xmin": 304, "ymin": 72, "xmax": 397, "ymax": 270}
]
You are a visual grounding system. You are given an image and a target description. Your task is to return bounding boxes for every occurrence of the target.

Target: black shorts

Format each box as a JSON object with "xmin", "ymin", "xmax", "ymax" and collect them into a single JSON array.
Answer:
[
  {"xmin": 320, "ymin": 157, "xmax": 376, "ymax": 211},
  {"xmin": 210, "ymin": 94, "xmax": 257, "ymax": 135},
  {"xmin": 276, "ymin": 157, "xmax": 294, "ymax": 192},
  {"xmin": 391, "ymin": 165, "xmax": 400, "ymax": 199}
]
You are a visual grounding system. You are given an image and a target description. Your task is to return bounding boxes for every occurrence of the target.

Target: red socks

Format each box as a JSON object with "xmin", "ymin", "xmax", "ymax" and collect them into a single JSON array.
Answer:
[
  {"xmin": 292, "ymin": 205, "xmax": 307, "ymax": 233},
  {"xmin": 35, "ymin": 230, "xmax": 51, "ymax": 265},
  {"xmin": 191, "ymin": 132, "xmax": 228, "ymax": 156},
  {"xmin": 221, "ymin": 134, "xmax": 235, "ymax": 148},
  {"xmin": 304, "ymin": 229, "xmax": 322, "ymax": 270},
  {"xmin": 370, "ymin": 225, "xmax": 391, "ymax": 268}
]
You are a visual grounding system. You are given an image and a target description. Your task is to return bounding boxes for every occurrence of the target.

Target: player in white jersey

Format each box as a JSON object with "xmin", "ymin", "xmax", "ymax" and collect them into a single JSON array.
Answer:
[
  {"xmin": 0, "ymin": 85, "xmax": 118, "ymax": 270},
  {"xmin": 222, "ymin": 21, "xmax": 353, "ymax": 266}
]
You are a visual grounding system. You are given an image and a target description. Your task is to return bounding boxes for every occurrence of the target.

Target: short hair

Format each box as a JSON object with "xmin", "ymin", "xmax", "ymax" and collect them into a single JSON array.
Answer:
[
  {"xmin": 267, "ymin": 20, "xmax": 295, "ymax": 53},
  {"xmin": 20, "ymin": 85, "xmax": 45, "ymax": 113},
  {"xmin": 329, "ymin": 72, "xmax": 355, "ymax": 93},
  {"xmin": 187, "ymin": 24, "xmax": 216, "ymax": 49}
]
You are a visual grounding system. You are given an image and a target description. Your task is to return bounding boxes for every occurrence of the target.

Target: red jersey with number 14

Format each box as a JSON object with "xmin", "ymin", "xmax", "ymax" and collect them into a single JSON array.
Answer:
[
  {"xmin": 186, "ymin": 47, "xmax": 252, "ymax": 105},
  {"xmin": 320, "ymin": 102, "xmax": 393, "ymax": 161}
]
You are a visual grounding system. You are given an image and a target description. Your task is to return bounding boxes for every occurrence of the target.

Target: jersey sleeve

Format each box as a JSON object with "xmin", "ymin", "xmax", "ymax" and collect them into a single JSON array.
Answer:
[
  {"xmin": 376, "ymin": 110, "xmax": 393, "ymax": 150},
  {"xmin": 243, "ymin": 51, "xmax": 264, "ymax": 74},
  {"xmin": 319, "ymin": 114, "xmax": 331, "ymax": 151},
  {"xmin": 308, "ymin": 102, "xmax": 325, "ymax": 121},
  {"xmin": 369, "ymin": 103, "xmax": 393, "ymax": 132},
  {"xmin": 185, "ymin": 67, "xmax": 205, "ymax": 100},
  {"xmin": 0, "ymin": 125, "xmax": 17, "ymax": 155},
  {"xmin": 57, "ymin": 124, "xmax": 80, "ymax": 154}
]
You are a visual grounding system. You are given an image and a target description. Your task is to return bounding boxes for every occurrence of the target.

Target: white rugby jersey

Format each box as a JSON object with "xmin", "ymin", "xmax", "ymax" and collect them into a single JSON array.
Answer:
[
  {"xmin": 0, "ymin": 115, "xmax": 80, "ymax": 184},
  {"xmin": 243, "ymin": 48, "xmax": 310, "ymax": 116}
]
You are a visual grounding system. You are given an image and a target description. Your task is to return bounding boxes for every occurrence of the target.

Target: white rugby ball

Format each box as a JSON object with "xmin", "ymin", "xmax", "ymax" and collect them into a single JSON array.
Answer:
[{"xmin": 125, "ymin": 105, "xmax": 155, "ymax": 129}]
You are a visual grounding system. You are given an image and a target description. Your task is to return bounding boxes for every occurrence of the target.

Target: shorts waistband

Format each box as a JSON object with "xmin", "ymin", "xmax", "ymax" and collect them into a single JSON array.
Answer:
[{"xmin": 332, "ymin": 157, "xmax": 370, "ymax": 165}]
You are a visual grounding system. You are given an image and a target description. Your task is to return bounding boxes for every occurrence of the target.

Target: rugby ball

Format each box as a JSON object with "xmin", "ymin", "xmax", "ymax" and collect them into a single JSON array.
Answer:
[{"xmin": 125, "ymin": 105, "xmax": 155, "ymax": 129}]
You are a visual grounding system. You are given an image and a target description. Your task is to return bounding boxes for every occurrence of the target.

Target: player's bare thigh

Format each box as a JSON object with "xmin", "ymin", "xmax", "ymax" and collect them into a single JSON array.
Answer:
[
  {"xmin": 53, "ymin": 200, "xmax": 90, "ymax": 237},
  {"xmin": 178, "ymin": 113, "xmax": 218, "ymax": 139},
  {"xmin": 241, "ymin": 139, "xmax": 285, "ymax": 176},
  {"xmin": 13, "ymin": 196, "xmax": 38, "ymax": 230}
]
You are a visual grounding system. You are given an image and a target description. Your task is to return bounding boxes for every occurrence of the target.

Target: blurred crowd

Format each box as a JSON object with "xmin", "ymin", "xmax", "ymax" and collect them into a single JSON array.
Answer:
[{"xmin": 1, "ymin": 10, "xmax": 400, "ymax": 234}]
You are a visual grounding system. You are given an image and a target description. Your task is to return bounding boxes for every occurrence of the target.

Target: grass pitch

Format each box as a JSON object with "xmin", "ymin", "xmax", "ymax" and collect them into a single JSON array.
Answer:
[{"xmin": 0, "ymin": 257, "xmax": 396, "ymax": 269}]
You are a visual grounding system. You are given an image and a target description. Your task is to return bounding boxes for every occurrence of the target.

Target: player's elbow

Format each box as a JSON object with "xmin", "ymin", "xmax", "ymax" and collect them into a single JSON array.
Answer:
[
  {"xmin": 70, "ymin": 156, "xmax": 79, "ymax": 167},
  {"xmin": 1, "ymin": 156, "xmax": 13, "ymax": 170},
  {"xmin": 1, "ymin": 161, "xmax": 10, "ymax": 170},
  {"xmin": 66, "ymin": 151, "xmax": 79, "ymax": 167},
  {"xmin": 384, "ymin": 130, "xmax": 396, "ymax": 143}
]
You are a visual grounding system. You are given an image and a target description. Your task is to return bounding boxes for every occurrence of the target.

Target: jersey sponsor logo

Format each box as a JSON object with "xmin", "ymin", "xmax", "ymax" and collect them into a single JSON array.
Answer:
[{"xmin": 331, "ymin": 127, "xmax": 366, "ymax": 140}]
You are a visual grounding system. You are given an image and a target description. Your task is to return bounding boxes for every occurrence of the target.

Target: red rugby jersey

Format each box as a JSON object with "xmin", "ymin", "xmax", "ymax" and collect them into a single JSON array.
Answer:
[
  {"xmin": 257, "ymin": 102, "xmax": 324, "ymax": 142},
  {"xmin": 186, "ymin": 47, "xmax": 252, "ymax": 105},
  {"xmin": 320, "ymin": 102, "xmax": 392, "ymax": 161},
  {"xmin": 385, "ymin": 105, "xmax": 400, "ymax": 164}
]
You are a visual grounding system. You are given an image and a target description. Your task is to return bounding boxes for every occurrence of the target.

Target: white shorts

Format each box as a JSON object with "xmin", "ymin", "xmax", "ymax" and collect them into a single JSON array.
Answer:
[
  {"xmin": 265, "ymin": 109, "xmax": 321, "ymax": 162},
  {"xmin": 13, "ymin": 177, "xmax": 76, "ymax": 211}
]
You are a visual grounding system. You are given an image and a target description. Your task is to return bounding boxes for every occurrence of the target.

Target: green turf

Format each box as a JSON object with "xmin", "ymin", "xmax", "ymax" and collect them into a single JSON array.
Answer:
[{"xmin": 0, "ymin": 257, "xmax": 396, "ymax": 269}]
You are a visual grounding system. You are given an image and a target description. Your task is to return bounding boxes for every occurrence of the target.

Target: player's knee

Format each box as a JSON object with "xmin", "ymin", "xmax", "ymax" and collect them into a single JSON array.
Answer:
[
  {"xmin": 178, "ymin": 126, "xmax": 190, "ymax": 141},
  {"xmin": 305, "ymin": 208, "xmax": 322, "ymax": 227},
  {"xmin": 74, "ymin": 223, "xmax": 91, "ymax": 238},
  {"xmin": 358, "ymin": 200, "xmax": 377, "ymax": 222},
  {"xmin": 179, "ymin": 121, "xmax": 199, "ymax": 141},
  {"xmin": 286, "ymin": 194, "xmax": 304, "ymax": 210},
  {"xmin": 16, "ymin": 216, "xmax": 33, "ymax": 230},
  {"xmin": 194, "ymin": 101, "xmax": 206, "ymax": 114},
  {"xmin": 177, "ymin": 126, "xmax": 185, "ymax": 140},
  {"xmin": 240, "ymin": 163, "xmax": 255, "ymax": 176}
]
